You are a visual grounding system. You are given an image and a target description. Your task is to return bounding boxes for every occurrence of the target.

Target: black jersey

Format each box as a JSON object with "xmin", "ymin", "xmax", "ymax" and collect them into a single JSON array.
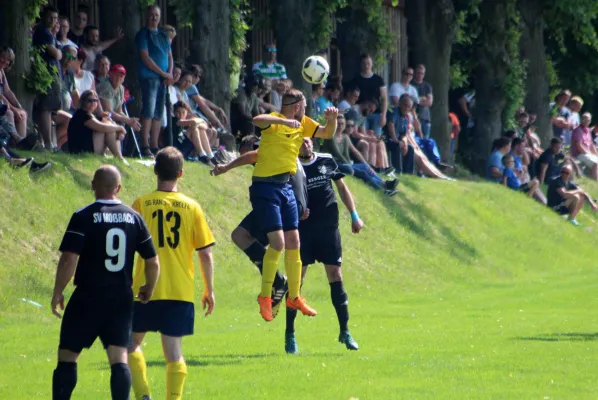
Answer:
[
  {"xmin": 300, "ymin": 153, "xmax": 345, "ymax": 228},
  {"xmin": 290, "ymin": 159, "xmax": 308, "ymax": 217},
  {"xmin": 59, "ymin": 200, "xmax": 157, "ymax": 289}
]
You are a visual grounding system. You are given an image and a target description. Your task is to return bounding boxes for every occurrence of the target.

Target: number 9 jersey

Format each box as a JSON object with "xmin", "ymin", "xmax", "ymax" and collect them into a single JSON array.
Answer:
[
  {"xmin": 132, "ymin": 191, "xmax": 215, "ymax": 303},
  {"xmin": 59, "ymin": 199, "xmax": 157, "ymax": 289}
]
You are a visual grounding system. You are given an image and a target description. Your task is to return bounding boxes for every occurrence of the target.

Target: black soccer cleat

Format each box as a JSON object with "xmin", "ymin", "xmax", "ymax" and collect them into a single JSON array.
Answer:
[
  {"xmin": 271, "ymin": 276, "xmax": 288, "ymax": 319},
  {"xmin": 338, "ymin": 331, "xmax": 359, "ymax": 350},
  {"xmin": 30, "ymin": 161, "xmax": 52, "ymax": 173},
  {"xmin": 384, "ymin": 179, "xmax": 399, "ymax": 191}
]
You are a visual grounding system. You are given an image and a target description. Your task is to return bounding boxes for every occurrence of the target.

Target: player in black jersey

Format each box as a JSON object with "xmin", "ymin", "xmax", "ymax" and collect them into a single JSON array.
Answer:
[
  {"xmin": 211, "ymin": 137, "xmax": 308, "ymax": 318},
  {"xmin": 284, "ymin": 137, "xmax": 363, "ymax": 354},
  {"xmin": 51, "ymin": 165, "xmax": 160, "ymax": 400}
]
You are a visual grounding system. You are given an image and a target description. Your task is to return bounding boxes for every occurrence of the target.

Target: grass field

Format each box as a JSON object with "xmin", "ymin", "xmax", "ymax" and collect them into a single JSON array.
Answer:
[{"xmin": 1, "ymin": 153, "xmax": 598, "ymax": 399}]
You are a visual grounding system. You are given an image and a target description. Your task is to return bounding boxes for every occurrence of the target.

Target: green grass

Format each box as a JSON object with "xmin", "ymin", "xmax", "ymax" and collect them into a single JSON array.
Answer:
[{"xmin": 1, "ymin": 153, "xmax": 598, "ymax": 399}]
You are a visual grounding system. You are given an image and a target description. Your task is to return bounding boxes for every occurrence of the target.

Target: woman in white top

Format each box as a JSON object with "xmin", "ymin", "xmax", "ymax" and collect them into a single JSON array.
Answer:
[
  {"xmin": 72, "ymin": 48, "xmax": 96, "ymax": 95},
  {"xmin": 56, "ymin": 16, "xmax": 78, "ymax": 49}
]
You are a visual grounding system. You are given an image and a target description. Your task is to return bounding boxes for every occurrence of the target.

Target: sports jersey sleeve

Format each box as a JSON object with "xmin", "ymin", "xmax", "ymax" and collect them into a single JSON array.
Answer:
[
  {"xmin": 135, "ymin": 214, "xmax": 157, "ymax": 260},
  {"xmin": 59, "ymin": 212, "xmax": 86, "ymax": 254},
  {"xmin": 193, "ymin": 205, "xmax": 215, "ymax": 250},
  {"xmin": 328, "ymin": 157, "xmax": 345, "ymax": 181},
  {"xmin": 302, "ymin": 116, "xmax": 320, "ymax": 138}
]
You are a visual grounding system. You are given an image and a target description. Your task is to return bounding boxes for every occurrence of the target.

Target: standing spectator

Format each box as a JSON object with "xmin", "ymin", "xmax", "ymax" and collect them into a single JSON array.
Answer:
[
  {"xmin": 81, "ymin": 25, "xmax": 123, "ymax": 71},
  {"xmin": 0, "ymin": 46, "xmax": 28, "ymax": 144},
  {"xmin": 94, "ymin": 55, "xmax": 110, "ymax": 85},
  {"xmin": 97, "ymin": 64, "xmax": 141, "ymax": 132},
  {"xmin": 547, "ymin": 165, "xmax": 597, "ymax": 225},
  {"xmin": 487, "ymin": 137, "xmax": 511, "ymax": 182},
  {"xmin": 448, "ymin": 112, "xmax": 460, "ymax": 153},
  {"xmin": 56, "ymin": 16, "xmax": 78, "ymax": 49},
  {"xmin": 252, "ymin": 43, "xmax": 287, "ymax": 81},
  {"xmin": 352, "ymin": 54, "xmax": 388, "ymax": 137},
  {"xmin": 550, "ymin": 90, "xmax": 572, "ymax": 140},
  {"xmin": 72, "ymin": 48, "xmax": 96, "ymax": 95},
  {"xmin": 258, "ymin": 78, "xmax": 277, "ymax": 113},
  {"xmin": 389, "ymin": 67, "xmax": 419, "ymax": 108},
  {"xmin": 32, "ymin": 5, "xmax": 62, "ymax": 150},
  {"xmin": 449, "ymin": 87, "xmax": 470, "ymax": 140},
  {"xmin": 271, "ymin": 79, "xmax": 292, "ymax": 111},
  {"xmin": 135, "ymin": 4, "xmax": 173, "ymax": 157},
  {"xmin": 59, "ymin": 45, "xmax": 78, "ymax": 111},
  {"xmin": 337, "ymin": 84, "xmax": 360, "ymax": 113},
  {"xmin": 67, "ymin": 6, "xmax": 89, "ymax": 46},
  {"xmin": 315, "ymin": 81, "xmax": 342, "ymax": 118},
  {"xmin": 571, "ymin": 112, "xmax": 598, "ymax": 180},
  {"xmin": 566, "ymin": 95, "xmax": 583, "ymax": 144},
  {"xmin": 536, "ymin": 137, "xmax": 568, "ymax": 184},
  {"xmin": 412, "ymin": 64, "xmax": 433, "ymax": 139}
]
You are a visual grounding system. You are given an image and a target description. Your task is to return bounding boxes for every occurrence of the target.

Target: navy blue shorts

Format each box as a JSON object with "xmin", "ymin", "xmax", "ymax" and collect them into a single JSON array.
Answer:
[
  {"xmin": 132, "ymin": 300, "xmax": 194, "ymax": 337},
  {"xmin": 238, "ymin": 211, "xmax": 269, "ymax": 245},
  {"xmin": 249, "ymin": 181, "xmax": 298, "ymax": 233}
]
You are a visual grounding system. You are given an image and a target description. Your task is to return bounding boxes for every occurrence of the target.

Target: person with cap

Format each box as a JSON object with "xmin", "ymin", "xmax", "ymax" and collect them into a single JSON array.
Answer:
[
  {"xmin": 97, "ymin": 64, "xmax": 142, "ymax": 131},
  {"xmin": 571, "ymin": 111, "xmax": 598, "ymax": 181}
]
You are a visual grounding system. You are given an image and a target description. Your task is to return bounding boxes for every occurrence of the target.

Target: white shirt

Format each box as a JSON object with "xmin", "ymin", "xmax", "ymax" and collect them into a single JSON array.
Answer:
[
  {"xmin": 338, "ymin": 100, "xmax": 352, "ymax": 112},
  {"xmin": 389, "ymin": 82, "xmax": 419, "ymax": 104},
  {"xmin": 57, "ymin": 39, "xmax": 78, "ymax": 49},
  {"xmin": 74, "ymin": 70, "xmax": 94, "ymax": 93},
  {"xmin": 81, "ymin": 46, "xmax": 99, "ymax": 71}
]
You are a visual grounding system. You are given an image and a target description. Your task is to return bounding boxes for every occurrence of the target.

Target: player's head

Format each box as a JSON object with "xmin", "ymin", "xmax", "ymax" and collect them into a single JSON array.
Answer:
[
  {"xmin": 281, "ymin": 88, "xmax": 306, "ymax": 119},
  {"xmin": 92, "ymin": 165, "xmax": 121, "ymax": 199},
  {"xmin": 154, "ymin": 147, "xmax": 184, "ymax": 182},
  {"xmin": 299, "ymin": 137, "xmax": 314, "ymax": 160}
]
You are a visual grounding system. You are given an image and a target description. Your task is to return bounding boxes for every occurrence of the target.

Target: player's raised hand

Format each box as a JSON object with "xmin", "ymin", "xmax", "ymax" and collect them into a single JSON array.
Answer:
[
  {"xmin": 51, "ymin": 292, "xmax": 64, "ymax": 319},
  {"xmin": 210, "ymin": 164, "xmax": 228, "ymax": 176},
  {"xmin": 351, "ymin": 218, "xmax": 364, "ymax": 234},
  {"xmin": 324, "ymin": 107, "xmax": 339, "ymax": 121},
  {"xmin": 202, "ymin": 290, "xmax": 215, "ymax": 316},
  {"xmin": 284, "ymin": 119, "xmax": 301, "ymax": 129},
  {"xmin": 136, "ymin": 284, "xmax": 154, "ymax": 304},
  {"xmin": 300, "ymin": 208, "xmax": 310, "ymax": 220}
]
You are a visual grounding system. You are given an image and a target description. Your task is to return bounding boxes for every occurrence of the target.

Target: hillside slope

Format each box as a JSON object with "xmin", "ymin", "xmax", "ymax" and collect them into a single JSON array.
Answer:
[{"xmin": 1, "ymin": 154, "xmax": 597, "ymax": 399}]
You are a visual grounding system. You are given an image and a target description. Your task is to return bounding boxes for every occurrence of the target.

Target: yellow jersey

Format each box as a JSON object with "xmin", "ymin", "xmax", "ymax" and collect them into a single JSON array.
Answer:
[
  {"xmin": 132, "ymin": 191, "xmax": 215, "ymax": 303},
  {"xmin": 253, "ymin": 113, "xmax": 319, "ymax": 178}
]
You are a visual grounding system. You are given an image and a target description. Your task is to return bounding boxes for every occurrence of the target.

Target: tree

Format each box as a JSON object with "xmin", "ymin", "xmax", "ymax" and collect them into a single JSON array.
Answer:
[{"xmin": 406, "ymin": 0, "xmax": 459, "ymax": 163}]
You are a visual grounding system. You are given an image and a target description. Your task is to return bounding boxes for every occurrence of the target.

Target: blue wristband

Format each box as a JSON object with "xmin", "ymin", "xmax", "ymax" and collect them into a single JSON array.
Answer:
[{"xmin": 350, "ymin": 210, "xmax": 359, "ymax": 221}]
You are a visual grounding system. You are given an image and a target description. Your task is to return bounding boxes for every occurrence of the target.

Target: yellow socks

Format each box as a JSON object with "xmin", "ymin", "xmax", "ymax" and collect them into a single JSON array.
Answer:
[
  {"xmin": 261, "ymin": 247, "xmax": 282, "ymax": 297},
  {"xmin": 128, "ymin": 351, "xmax": 150, "ymax": 400},
  {"xmin": 285, "ymin": 248, "xmax": 302, "ymax": 298},
  {"xmin": 166, "ymin": 361, "xmax": 188, "ymax": 400}
]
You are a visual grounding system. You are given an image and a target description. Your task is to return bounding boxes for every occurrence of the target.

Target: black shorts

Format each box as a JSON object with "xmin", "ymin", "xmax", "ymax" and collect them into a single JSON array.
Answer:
[
  {"xmin": 238, "ymin": 211, "xmax": 269, "ymax": 245},
  {"xmin": 174, "ymin": 132, "xmax": 195, "ymax": 158},
  {"xmin": 299, "ymin": 225, "xmax": 342, "ymax": 267},
  {"xmin": 552, "ymin": 202, "xmax": 570, "ymax": 215},
  {"xmin": 133, "ymin": 300, "xmax": 194, "ymax": 337},
  {"xmin": 59, "ymin": 286, "xmax": 133, "ymax": 353},
  {"xmin": 519, "ymin": 183, "xmax": 531, "ymax": 193},
  {"xmin": 36, "ymin": 79, "xmax": 62, "ymax": 112}
]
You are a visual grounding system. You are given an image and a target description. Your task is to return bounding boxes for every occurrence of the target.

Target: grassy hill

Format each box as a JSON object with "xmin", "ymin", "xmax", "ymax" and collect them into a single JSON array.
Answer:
[{"xmin": 1, "ymin": 153, "xmax": 598, "ymax": 399}]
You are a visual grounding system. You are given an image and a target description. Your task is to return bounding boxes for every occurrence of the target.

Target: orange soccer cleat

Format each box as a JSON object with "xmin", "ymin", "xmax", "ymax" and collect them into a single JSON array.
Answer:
[
  {"xmin": 286, "ymin": 296, "xmax": 317, "ymax": 316},
  {"xmin": 257, "ymin": 295, "xmax": 273, "ymax": 321}
]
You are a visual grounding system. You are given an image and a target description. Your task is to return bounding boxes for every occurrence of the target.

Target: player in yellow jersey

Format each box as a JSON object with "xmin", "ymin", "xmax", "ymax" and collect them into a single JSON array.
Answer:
[
  {"xmin": 251, "ymin": 88, "xmax": 338, "ymax": 321},
  {"xmin": 127, "ymin": 147, "xmax": 215, "ymax": 400}
]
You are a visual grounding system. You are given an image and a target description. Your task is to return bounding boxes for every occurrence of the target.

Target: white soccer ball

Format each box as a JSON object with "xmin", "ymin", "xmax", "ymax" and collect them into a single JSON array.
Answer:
[{"xmin": 302, "ymin": 55, "xmax": 329, "ymax": 85}]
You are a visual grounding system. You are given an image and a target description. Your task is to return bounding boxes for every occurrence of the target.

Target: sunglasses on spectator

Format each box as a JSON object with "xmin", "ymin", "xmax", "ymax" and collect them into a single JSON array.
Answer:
[
  {"xmin": 266, "ymin": 48, "xmax": 277, "ymax": 53},
  {"xmin": 65, "ymin": 53, "xmax": 77, "ymax": 60},
  {"xmin": 88, "ymin": 98, "xmax": 99, "ymax": 103}
]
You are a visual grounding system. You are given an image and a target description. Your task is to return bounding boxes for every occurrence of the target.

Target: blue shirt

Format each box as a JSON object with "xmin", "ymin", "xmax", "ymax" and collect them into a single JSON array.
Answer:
[
  {"xmin": 387, "ymin": 109, "xmax": 410, "ymax": 138},
  {"xmin": 551, "ymin": 105, "xmax": 571, "ymax": 138},
  {"xmin": 315, "ymin": 96, "xmax": 333, "ymax": 118},
  {"xmin": 487, "ymin": 150, "xmax": 504, "ymax": 182},
  {"xmin": 135, "ymin": 27, "xmax": 171, "ymax": 79},
  {"xmin": 185, "ymin": 85, "xmax": 200, "ymax": 111},
  {"xmin": 509, "ymin": 152, "xmax": 523, "ymax": 171},
  {"xmin": 503, "ymin": 167, "xmax": 520, "ymax": 190},
  {"xmin": 32, "ymin": 25, "xmax": 61, "ymax": 75}
]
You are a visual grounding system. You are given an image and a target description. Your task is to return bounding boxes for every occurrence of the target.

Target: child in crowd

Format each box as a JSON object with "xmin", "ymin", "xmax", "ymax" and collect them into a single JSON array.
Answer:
[{"xmin": 502, "ymin": 154, "xmax": 539, "ymax": 198}]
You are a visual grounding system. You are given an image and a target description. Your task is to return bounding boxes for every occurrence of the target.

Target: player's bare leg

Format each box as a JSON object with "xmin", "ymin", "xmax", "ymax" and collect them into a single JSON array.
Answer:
[
  {"xmin": 128, "ymin": 332, "xmax": 152, "ymax": 400},
  {"xmin": 325, "ymin": 265, "xmax": 358, "ymax": 350},
  {"xmin": 52, "ymin": 349, "xmax": 79, "ymax": 400},
  {"xmin": 161, "ymin": 335, "xmax": 187, "ymax": 400},
  {"xmin": 106, "ymin": 345, "xmax": 132, "ymax": 400}
]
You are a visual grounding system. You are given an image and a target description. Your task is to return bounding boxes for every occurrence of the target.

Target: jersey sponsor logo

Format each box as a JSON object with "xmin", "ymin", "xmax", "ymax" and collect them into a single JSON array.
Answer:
[
  {"xmin": 318, "ymin": 164, "xmax": 328, "ymax": 175},
  {"xmin": 93, "ymin": 212, "xmax": 135, "ymax": 224}
]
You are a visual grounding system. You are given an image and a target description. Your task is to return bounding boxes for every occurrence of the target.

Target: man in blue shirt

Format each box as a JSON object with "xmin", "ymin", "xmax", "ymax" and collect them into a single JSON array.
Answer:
[{"xmin": 135, "ymin": 4, "xmax": 173, "ymax": 158}]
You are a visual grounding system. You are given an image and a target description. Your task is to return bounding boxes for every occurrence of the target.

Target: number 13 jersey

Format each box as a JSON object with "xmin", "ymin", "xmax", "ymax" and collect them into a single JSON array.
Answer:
[
  {"xmin": 132, "ymin": 191, "xmax": 215, "ymax": 303},
  {"xmin": 59, "ymin": 200, "xmax": 157, "ymax": 290}
]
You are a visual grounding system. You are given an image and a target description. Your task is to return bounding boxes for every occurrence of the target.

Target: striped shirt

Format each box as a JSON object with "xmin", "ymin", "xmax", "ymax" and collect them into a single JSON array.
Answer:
[{"xmin": 252, "ymin": 61, "xmax": 288, "ymax": 80}]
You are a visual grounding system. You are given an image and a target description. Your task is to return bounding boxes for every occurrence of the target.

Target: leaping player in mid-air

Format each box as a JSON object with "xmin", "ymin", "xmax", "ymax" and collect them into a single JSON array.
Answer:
[{"xmin": 249, "ymin": 88, "xmax": 338, "ymax": 321}]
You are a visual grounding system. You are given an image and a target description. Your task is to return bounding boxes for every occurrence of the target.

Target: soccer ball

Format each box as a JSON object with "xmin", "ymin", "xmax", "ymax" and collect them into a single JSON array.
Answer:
[{"xmin": 302, "ymin": 55, "xmax": 329, "ymax": 85}]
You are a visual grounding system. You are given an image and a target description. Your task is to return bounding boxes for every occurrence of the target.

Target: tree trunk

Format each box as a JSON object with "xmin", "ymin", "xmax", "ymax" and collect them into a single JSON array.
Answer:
[
  {"xmin": 519, "ymin": 0, "xmax": 550, "ymax": 144},
  {"xmin": 190, "ymin": 0, "xmax": 232, "ymax": 116},
  {"xmin": 0, "ymin": 0, "xmax": 34, "ymax": 118},
  {"xmin": 98, "ymin": 0, "xmax": 142, "ymax": 114},
  {"xmin": 274, "ymin": 0, "xmax": 316, "ymax": 100},
  {"xmin": 336, "ymin": 7, "xmax": 375, "ymax": 84},
  {"xmin": 473, "ymin": 0, "xmax": 511, "ymax": 174},
  {"xmin": 407, "ymin": 0, "xmax": 457, "ymax": 163}
]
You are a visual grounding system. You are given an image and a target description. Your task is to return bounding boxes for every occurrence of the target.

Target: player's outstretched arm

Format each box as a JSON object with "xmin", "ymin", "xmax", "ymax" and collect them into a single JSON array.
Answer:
[
  {"xmin": 334, "ymin": 178, "xmax": 364, "ymax": 234},
  {"xmin": 137, "ymin": 256, "xmax": 160, "ymax": 304},
  {"xmin": 51, "ymin": 252, "xmax": 79, "ymax": 318},
  {"xmin": 314, "ymin": 107, "xmax": 339, "ymax": 139},
  {"xmin": 197, "ymin": 247, "xmax": 215, "ymax": 316},
  {"xmin": 253, "ymin": 114, "xmax": 299, "ymax": 129},
  {"xmin": 211, "ymin": 150, "xmax": 258, "ymax": 176}
]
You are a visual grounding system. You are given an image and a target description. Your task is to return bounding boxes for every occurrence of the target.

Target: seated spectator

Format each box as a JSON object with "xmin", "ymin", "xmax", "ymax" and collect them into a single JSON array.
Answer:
[
  {"xmin": 389, "ymin": 67, "xmax": 419, "ymax": 107},
  {"xmin": 311, "ymin": 83, "xmax": 324, "ymax": 117},
  {"xmin": 80, "ymin": 25, "xmax": 123, "ymax": 71},
  {"xmin": 0, "ymin": 46, "xmax": 28, "ymax": 145},
  {"xmin": 252, "ymin": 42, "xmax": 287, "ymax": 81},
  {"xmin": 315, "ymin": 81, "xmax": 342, "ymax": 118},
  {"xmin": 345, "ymin": 99, "xmax": 378, "ymax": 162},
  {"xmin": 510, "ymin": 138, "xmax": 531, "ymax": 182},
  {"xmin": 547, "ymin": 164, "xmax": 597, "ymax": 226},
  {"xmin": 571, "ymin": 112, "xmax": 598, "ymax": 180},
  {"xmin": 56, "ymin": 16, "xmax": 78, "ymax": 49},
  {"xmin": 67, "ymin": 6, "xmax": 89, "ymax": 46},
  {"xmin": 97, "ymin": 64, "xmax": 141, "ymax": 131},
  {"xmin": 536, "ymin": 137, "xmax": 582, "ymax": 184},
  {"xmin": 322, "ymin": 114, "xmax": 398, "ymax": 196},
  {"xmin": 258, "ymin": 78, "xmax": 277, "ymax": 113},
  {"xmin": 502, "ymin": 154, "xmax": 543, "ymax": 202},
  {"xmin": 271, "ymin": 79, "xmax": 292, "ymax": 111},
  {"xmin": 60, "ymin": 46, "xmax": 78, "ymax": 111},
  {"xmin": 337, "ymin": 84, "xmax": 360, "ymax": 113},
  {"xmin": 230, "ymin": 73, "xmax": 263, "ymax": 139},
  {"xmin": 172, "ymin": 101, "xmax": 216, "ymax": 166},
  {"xmin": 67, "ymin": 90, "xmax": 127, "ymax": 163},
  {"xmin": 93, "ymin": 55, "xmax": 110, "ymax": 85},
  {"xmin": 72, "ymin": 48, "xmax": 96, "ymax": 94},
  {"xmin": 487, "ymin": 137, "xmax": 511, "ymax": 182}
]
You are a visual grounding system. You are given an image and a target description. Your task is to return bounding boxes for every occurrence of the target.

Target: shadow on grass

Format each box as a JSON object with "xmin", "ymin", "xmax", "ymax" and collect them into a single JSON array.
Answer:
[
  {"xmin": 141, "ymin": 353, "xmax": 277, "ymax": 368},
  {"xmin": 514, "ymin": 333, "xmax": 598, "ymax": 342},
  {"xmin": 379, "ymin": 179, "xmax": 478, "ymax": 263}
]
